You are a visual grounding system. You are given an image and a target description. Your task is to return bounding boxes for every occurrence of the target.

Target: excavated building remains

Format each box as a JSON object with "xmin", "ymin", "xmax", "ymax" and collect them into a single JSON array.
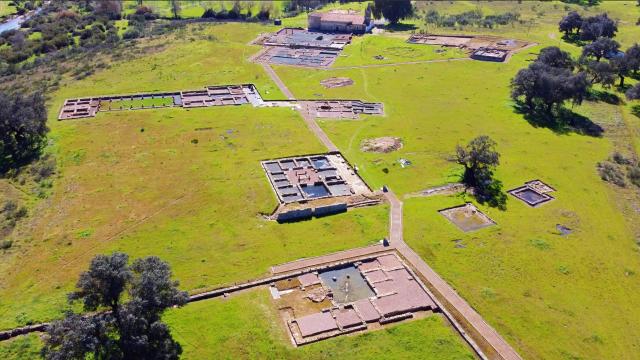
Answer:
[
  {"xmin": 58, "ymin": 84, "xmax": 383, "ymax": 121},
  {"xmin": 270, "ymin": 253, "xmax": 439, "ymax": 345},
  {"xmin": 360, "ymin": 137, "xmax": 402, "ymax": 153},
  {"xmin": 407, "ymin": 34, "xmax": 533, "ymax": 62},
  {"xmin": 509, "ymin": 179, "xmax": 556, "ymax": 207},
  {"xmin": 439, "ymin": 203, "xmax": 496, "ymax": 232},
  {"xmin": 320, "ymin": 77, "xmax": 354, "ymax": 88},
  {"xmin": 302, "ymin": 100, "xmax": 384, "ymax": 119},
  {"xmin": 261, "ymin": 152, "xmax": 371, "ymax": 205},
  {"xmin": 253, "ymin": 28, "xmax": 354, "ymax": 68},
  {"xmin": 58, "ymin": 84, "xmax": 262, "ymax": 120}
]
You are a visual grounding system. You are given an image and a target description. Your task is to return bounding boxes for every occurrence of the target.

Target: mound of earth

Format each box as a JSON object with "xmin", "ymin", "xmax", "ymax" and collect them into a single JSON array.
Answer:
[
  {"xmin": 361, "ymin": 137, "xmax": 403, "ymax": 153},
  {"xmin": 320, "ymin": 77, "xmax": 354, "ymax": 88}
]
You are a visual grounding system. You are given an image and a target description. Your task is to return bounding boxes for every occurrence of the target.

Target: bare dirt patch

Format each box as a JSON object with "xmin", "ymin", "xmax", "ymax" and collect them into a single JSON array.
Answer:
[
  {"xmin": 361, "ymin": 137, "xmax": 403, "ymax": 153},
  {"xmin": 320, "ymin": 77, "xmax": 354, "ymax": 88}
]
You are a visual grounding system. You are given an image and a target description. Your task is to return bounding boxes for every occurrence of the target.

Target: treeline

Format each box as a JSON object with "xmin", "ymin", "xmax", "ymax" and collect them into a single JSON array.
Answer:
[
  {"xmin": 557, "ymin": 12, "xmax": 640, "ymax": 90},
  {"xmin": 201, "ymin": 2, "xmax": 273, "ymax": 21},
  {"xmin": 425, "ymin": 9, "xmax": 520, "ymax": 29}
]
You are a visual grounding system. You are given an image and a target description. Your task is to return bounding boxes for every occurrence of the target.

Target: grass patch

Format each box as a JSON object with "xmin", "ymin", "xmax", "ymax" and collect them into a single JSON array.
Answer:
[
  {"xmin": 0, "ymin": 104, "xmax": 389, "ymax": 330},
  {"xmin": 164, "ymin": 289, "xmax": 475, "ymax": 359},
  {"xmin": 0, "ymin": 334, "xmax": 41, "ymax": 360}
]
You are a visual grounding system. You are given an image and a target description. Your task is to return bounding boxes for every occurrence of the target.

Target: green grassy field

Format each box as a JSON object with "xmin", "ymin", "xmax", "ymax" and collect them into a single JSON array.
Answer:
[
  {"xmin": 271, "ymin": 2, "xmax": 640, "ymax": 359},
  {"xmin": 0, "ymin": 334, "xmax": 41, "ymax": 359},
  {"xmin": 334, "ymin": 35, "xmax": 468, "ymax": 67},
  {"xmin": 0, "ymin": 22, "xmax": 389, "ymax": 332},
  {"xmin": 0, "ymin": 2, "xmax": 16, "ymax": 18},
  {"xmin": 163, "ymin": 288, "xmax": 475, "ymax": 360}
]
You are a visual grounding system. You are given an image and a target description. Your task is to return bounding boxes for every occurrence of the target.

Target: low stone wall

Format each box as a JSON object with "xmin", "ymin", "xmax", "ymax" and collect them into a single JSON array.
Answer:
[{"xmin": 276, "ymin": 202, "xmax": 348, "ymax": 223}]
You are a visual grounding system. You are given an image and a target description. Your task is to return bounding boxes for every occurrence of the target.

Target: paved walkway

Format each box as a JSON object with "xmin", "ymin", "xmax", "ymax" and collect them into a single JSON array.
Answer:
[
  {"xmin": 384, "ymin": 190, "xmax": 521, "ymax": 360},
  {"xmin": 262, "ymin": 63, "xmax": 339, "ymax": 152}
]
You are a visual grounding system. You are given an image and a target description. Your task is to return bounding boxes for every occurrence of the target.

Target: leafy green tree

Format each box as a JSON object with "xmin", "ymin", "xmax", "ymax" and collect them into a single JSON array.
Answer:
[
  {"xmin": 585, "ymin": 60, "xmax": 616, "ymax": 87},
  {"xmin": 0, "ymin": 91, "xmax": 48, "ymax": 174},
  {"xmin": 559, "ymin": 11, "xmax": 583, "ymax": 36},
  {"xmin": 581, "ymin": 37, "xmax": 620, "ymax": 62},
  {"xmin": 455, "ymin": 136, "xmax": 506, "ymax": 208},
  {"xmin": 42, "ymin": 253, "xmax": 189, "ymax": 360},
  {"xmin": 511, "ymin": 47, "xmax": 589, "ymax": 115},
  {"xmin": 372, "ymin": 0, "xmax": 413, "ymax": 25},
  {"xmin": 580, "ymin": 13, "xmax": 617, "ymax": 40}
]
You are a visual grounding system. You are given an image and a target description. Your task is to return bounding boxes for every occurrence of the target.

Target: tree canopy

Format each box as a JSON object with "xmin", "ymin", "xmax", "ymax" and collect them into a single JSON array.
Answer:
[
  {"xmin": 42, "ymin": 253, "xmax": 189, "ymax": 360},
  {"xmin": 0, "ymin": 91, "xmax": 49, "ymax": 175},
  {"xmin": 511, "ymin": 47, "xmax": 589, "ymax": 115},
  {"xmin": 581, "ymin": 37, "xmax": 620, "ymax": 62},
  {"xmin": 455, "ymin": 136, "xmax": 506, "ymax": 208},
  {"xmin": 559, "ymin": 11, "xmax": 583, "ymax": 36},
  {"xmin": 580, "ymin": 13, "xmax": 617, "ymax": 40},
  {"xmin": 372, "ymin": 0, "xmax": 413, "ymax": 25}
]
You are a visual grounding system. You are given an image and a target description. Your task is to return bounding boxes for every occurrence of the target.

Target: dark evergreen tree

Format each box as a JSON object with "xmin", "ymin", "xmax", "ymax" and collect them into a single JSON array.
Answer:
[
  {"xmin": 0, "ymin": 91, "xmax": 49, "ymax": 174},
  {"xmin": 372, "ymin": 0, "xmax": 413, "ymax": 25}
]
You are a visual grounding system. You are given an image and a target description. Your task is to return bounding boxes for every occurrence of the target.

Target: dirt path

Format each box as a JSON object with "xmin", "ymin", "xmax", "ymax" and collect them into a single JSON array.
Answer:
[{"xmin": 383, "ymin": 190, "xmax": 521, "ymax": 360}]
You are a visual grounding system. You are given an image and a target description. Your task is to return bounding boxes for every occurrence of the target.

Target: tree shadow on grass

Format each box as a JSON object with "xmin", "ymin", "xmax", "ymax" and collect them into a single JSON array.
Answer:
[
  {"xmin": 632, "ymin": 105, "xmax": 640, "ymax": 118},
  {"xmin": 455, "ymin": 179, "xmax": 507, "ymax": 211},
  {"xmin": 586, "ymin": 89, "xmax": 622, "ymax": 105},
  {"xmin": 382, "ymin": 23, "xmax": 417, "ymax": 32},
  {"xmin": 514, "ymin": 101, "xmax": 604, "ymax": 137},
  {"xmin": 560, "ymin": 33, "xmax": 587, "ymax": 47}
]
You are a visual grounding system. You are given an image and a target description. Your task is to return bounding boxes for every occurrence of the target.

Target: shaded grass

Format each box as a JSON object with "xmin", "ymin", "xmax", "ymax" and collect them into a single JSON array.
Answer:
[{"xmin": 164, "ymin": 288, "xmax": 475, "ymax": 360}]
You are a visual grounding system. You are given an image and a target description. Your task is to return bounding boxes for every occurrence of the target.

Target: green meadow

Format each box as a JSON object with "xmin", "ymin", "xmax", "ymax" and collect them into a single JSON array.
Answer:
[
  {"xmin": 270, "ymin": 1, "xmax": 640, "ymax": 359},
  {"xmin": 0, "ymin": 2, "xmax": 16, "ymax": 18}
]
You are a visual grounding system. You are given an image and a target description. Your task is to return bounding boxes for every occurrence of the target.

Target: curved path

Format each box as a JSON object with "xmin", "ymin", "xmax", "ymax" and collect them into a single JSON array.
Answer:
[{"xmin": 265, "ymin": 63, "xmax": 522, "ymax": 360}]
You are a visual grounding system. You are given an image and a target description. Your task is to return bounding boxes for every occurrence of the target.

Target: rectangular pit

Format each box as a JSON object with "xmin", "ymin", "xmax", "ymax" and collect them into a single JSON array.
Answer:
[
  {"xmin": 439, "ymin": 203, "xmax": 496, "ymax": 232},
  {"xmin": 509, "ymin": 180, "xmax": 555, "ymax": 207}
]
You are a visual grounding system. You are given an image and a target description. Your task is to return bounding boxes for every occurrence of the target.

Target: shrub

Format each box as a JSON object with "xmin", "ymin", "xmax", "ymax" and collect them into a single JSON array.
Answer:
[
  {"xmin": 597, "ymin": 161, "xmax": 626, "ymax": 186},
  {"xmin": 123, "ymin": 28, "xmax": 142, "ymax": 40},
  {"xmin": 0, "ymin": 240, "xmax": 12, "ymax": 250},
  {"xmin": 612, "ymin": 151, "xmax": 632, "ymax": 165}
]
